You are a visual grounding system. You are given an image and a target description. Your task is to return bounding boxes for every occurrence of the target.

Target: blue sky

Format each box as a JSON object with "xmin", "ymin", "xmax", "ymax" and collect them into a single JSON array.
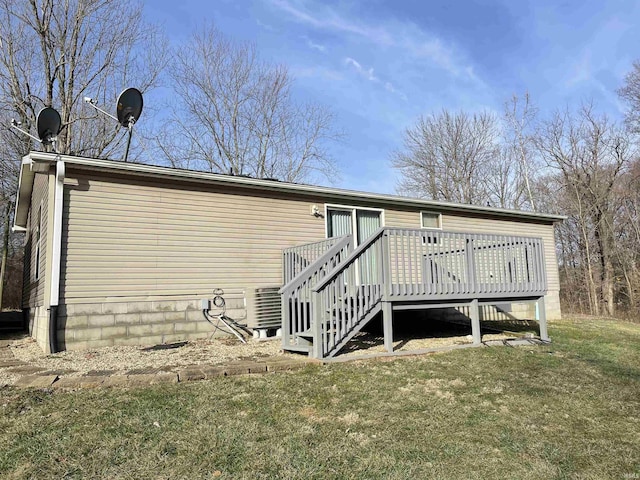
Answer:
[{"xmin": 143, "ymin": 0, "xmax": 640, "ymax": 194}]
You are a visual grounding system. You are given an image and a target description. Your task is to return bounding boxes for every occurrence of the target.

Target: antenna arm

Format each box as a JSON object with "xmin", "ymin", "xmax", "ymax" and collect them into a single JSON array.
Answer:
[
  {"xmin": 10, "ymin": 123, "xmax": 42, "ymax": 144},
  {"xmin": 85, "ymin": 101, "xmax": 118, "ymax": 122}
]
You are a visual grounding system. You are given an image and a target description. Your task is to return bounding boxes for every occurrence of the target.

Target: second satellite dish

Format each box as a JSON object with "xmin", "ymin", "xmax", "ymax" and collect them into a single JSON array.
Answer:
[
  {"xmin": 36, "ymin": 107, "xmax": 62, "ymax": 144},
  {"xmin": 116, "ymin": 87, "xmax": 143, "ymax": 127},
  {"xmin": 84, "ymin": 86, "xmax": 144, "ymax": 161}
]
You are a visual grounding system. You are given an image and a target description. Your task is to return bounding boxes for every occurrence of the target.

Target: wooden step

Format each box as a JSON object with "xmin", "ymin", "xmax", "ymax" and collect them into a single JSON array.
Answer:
[
  {"xmin": 282, "ymin": 344, "xmax": 311, "ymax": 353},
  {"xmin": 297, "ymin": 329, "xmax": 313, "ymax": 339}
]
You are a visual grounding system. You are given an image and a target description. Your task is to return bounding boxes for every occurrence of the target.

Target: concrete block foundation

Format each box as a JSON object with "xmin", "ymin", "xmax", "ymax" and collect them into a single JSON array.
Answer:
[{"xmin": 57, "ymin": 295, "xmax": 248, "ymax": 351}]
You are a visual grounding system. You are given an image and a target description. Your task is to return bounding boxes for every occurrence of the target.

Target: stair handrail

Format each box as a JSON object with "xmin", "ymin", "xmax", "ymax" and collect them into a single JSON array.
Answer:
[
  {"xmin": 311, "ymin": 227, "xmax": 386, "ymax": 293},
  {"xmin": 279, "ymin": 234, "xmax": 353, "ymax": 295}
]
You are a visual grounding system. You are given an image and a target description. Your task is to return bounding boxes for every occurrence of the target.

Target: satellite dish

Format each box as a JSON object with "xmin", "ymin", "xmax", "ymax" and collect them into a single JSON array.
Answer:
[
  {"xmin": 116, "ymin": 87, "xmax": 143, "ymax": 127},
  {"xmin": 36, "ymin": 107, "xmax": 62, "ymax": 144},
  {"xmin": 84, "ymin": 86, "xmax": 144, "ymax": 161}
]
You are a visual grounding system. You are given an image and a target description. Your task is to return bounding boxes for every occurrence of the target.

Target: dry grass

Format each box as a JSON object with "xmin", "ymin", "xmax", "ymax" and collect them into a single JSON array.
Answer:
[{"xmin": 1, "ymin": 316, "xmax": 639, "ymax": 479}]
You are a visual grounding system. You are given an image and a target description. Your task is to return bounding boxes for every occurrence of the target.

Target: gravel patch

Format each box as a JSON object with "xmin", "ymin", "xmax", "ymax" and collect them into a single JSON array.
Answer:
[
  {"xmin": 0, "ymin": 322, "xmax": 533, "ymax": 386},
  {"xmin": 0, "ymin": 371, "xmax": 20, "ymax": 387},
  {"xmin": 7, "ymin": 336, "xmax": 289, "ymax": 380},
  {"xmin": 337, "ymin": 332, "xmax": 512, "ymax": 358}
]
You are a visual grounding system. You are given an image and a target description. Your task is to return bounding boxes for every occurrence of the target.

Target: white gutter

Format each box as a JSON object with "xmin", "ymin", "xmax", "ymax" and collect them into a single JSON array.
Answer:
[
  {"xmin": 49, "ymin": 160, "xmax": 65, "ymax": 308},
  {"xmin": 25, "ymin": 151, "xmax": 567, "ymax": 223}
]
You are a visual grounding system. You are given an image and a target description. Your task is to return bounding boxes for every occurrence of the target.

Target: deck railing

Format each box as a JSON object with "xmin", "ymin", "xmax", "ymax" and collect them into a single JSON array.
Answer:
[
  {"xmin": 282, "ymin": 237, "xmax": 345, "ymax": 285},
  {"xmin": 385, "ymin": 228, "xmax": 547, "ymax": 300},
  {"xmin": 282, "ymin": 228, "xmax": 547, "ymax": 358},
  {"xmin": 280, "ymin": 235, "xmax": 353, "ymax": 350}
]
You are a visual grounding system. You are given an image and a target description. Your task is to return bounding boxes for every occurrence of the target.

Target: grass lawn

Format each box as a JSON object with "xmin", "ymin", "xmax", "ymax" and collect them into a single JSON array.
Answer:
[{"xmin": 1, "ymin": 316, "xmax": 639, "ymax": 479}]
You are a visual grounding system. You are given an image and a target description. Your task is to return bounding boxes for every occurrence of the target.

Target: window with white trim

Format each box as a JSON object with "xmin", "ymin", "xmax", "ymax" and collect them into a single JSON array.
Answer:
[{"xmin": 421, "ymin": 211, "xmax": 442, "ymax": 229}]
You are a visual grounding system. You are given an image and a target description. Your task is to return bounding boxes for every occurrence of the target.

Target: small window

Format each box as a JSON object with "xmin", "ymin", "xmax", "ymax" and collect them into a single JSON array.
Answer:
[{"xmin": 421, "ymin": 211, "xmax": 441, "ymax": 229}]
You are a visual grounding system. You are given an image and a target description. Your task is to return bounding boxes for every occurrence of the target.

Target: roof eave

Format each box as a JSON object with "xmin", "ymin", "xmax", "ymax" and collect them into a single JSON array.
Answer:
[
  {"xmin": 13, "ymin": 155, "xmax": 39, "ymax": 230},
  {"xmin": 25, "ymin": 151, "xmax": 567, "ymax": 223}
]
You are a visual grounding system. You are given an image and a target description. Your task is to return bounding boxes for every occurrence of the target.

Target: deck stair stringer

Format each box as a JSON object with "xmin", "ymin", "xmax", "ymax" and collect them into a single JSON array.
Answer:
[{"xmin": 322, "ymin": 301, "xmax": 382, "ymax": 359}]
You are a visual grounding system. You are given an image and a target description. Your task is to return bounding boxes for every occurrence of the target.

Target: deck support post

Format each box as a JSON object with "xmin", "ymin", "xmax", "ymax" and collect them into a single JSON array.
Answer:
[
  {"xmin": 536, "ymin": 296, "xmax": 549, "ymax": 341},
  {"xmin": 281, "ymin": 295, "xmax": 290, "ymax": 350},
  {"xmin": 382, "ymin": 302, "xmax": 393, "ymax": 353},
  {"xmin": 470, "ymin": 299, "xmax": 481, "ymax": 345}
]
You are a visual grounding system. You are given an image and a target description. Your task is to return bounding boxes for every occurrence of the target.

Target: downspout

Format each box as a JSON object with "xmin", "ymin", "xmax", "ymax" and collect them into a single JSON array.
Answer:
[{"xmin": 48, "ymin": 160, "xmax": 65, "ymax": 353}]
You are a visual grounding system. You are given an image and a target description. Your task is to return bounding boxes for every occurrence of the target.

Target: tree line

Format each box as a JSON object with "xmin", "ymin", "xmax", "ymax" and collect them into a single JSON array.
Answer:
[
  {"xmin": 1, "ymin": 0, "xmax": 639, "ymax": 321},
  {"xmin": 392, "ymin": 72, "xmax": 640, "ymax": 318}
]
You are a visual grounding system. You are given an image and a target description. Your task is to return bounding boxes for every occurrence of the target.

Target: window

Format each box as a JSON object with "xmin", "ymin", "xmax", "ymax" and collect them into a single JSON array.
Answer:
[
  {"xmin": 34, "ymin": 205, "xmax": 42, "ymax": 281},
  {"xmin": 421, "ymin": 211, "xmax": 442, "ymax": 229},
  {"xmin": 420, "ymin": 211, "xmax": 441, "ymax": 244},
  {"xmin": 326, "ymin": 206, "xmax": 383, "ymax": 245}
]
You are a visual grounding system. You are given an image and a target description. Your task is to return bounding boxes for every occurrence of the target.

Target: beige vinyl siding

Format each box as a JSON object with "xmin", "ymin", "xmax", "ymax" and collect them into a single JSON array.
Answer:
[
  {"xmin": 22, "ymin": 172, "xmax": 49, "ymax": 308},
  {"xmin": 60, "ymin": 169, "xmax": 559, "ymax": 303},
  {"xmin": 384, "ymin": 209, "xmax": 422, "ymax": 229},
  {"xmin": 60, "ymin": 171, "xmax": 327, "ymax": 303}
]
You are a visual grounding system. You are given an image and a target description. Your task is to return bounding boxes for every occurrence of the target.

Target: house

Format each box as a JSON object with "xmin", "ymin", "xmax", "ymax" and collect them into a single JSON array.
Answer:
[{"xmin": 13, "ymin": 151, "xmax": 564, "ymax": 357}]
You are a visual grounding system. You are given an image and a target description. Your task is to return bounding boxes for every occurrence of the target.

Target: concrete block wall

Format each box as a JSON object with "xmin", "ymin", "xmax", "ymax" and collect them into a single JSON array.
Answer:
[
  {"xmin": 57, "ymin": 297, "xmax": 247, "ymax": 350},
  {"xmin": 449, "ymin": 292, "xmax": 561, "ymax": 323},
  {"xmin": 446, "ymin": 304, "xmax": 534, "ymax": 324},
  {"xmin": 28, "ymin": 306, "xmax": 51, "ymax": 353},
  {"xmin": 544, "ymin": 291, "xmax": 562, "ymax": 320},
  {"xmin": 439, "ymin": 291, "xmax": 561, "ymax": 330}
]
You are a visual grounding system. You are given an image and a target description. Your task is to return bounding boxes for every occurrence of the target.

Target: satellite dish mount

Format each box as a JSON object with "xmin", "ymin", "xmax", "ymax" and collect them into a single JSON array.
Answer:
[
  {"xmin": 11, "ymin": 107, "xmax": 62, "ymax": 153},
  {"xmin": 84, "ymin": 87, "xmax": 144, "ymax": 162}
]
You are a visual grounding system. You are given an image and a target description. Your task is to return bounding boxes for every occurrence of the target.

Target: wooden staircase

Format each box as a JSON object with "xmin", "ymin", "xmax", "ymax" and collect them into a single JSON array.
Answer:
[{"xmin": 281, "ymin": 230, "xmax": 387, "ymax": 359}]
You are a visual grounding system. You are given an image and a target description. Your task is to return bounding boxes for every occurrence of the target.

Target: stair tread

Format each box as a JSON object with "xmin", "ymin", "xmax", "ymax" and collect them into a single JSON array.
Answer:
[{"xmin": 283, "ymin": 344, "xmax": 311, "ymax": 353}]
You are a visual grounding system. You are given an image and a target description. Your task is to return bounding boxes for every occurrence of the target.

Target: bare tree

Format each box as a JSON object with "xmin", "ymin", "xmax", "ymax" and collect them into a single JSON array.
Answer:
[
  {"xmin": 392, "ymin": 109, "xmax": 501, "ymax": 204},
  {"xmin": 618, "ymin": 61, "xmax": 640, "ymax": 133},
  {"xmin": 503, "ymin": 92, "xmax": 539, "ymax": 210},
  {"xmin": 0, "ymin": 0, "xmax": 166, "ymax": 309},
  {"xmin": 162, "ymin": 25, "xmax": 340, "ymax": 182},
  {"xmin": 535, "ymin": 103, "xmax": 632, "ymax": 316},
  {"xmin": 613, "ymin": 159, "xmax": 640, "ymax": 314},
  {"xmin": 483, "ymin": 148, "xmax": 521, "ymax": 209}
]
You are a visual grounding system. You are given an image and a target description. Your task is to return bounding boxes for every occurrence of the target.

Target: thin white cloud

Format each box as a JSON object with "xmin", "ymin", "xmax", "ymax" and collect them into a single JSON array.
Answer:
[
  {"xmin": 345, "ymin": 57, "xmax": 378, "ymax": 82},
  {"xmin": 268, "ymin": 0, "xmax": 393, "ymax": 44},
  {"xmin": 566, "ymin": 51, "xmax": 592, "ymax": 87},
  {"xmin": 256, "ymin": 19, "xmax": 277, "ymax": 32},
  {"xmin": 384, "ymin": 82, "xmax": 408, "ymax": 101},
  {"xmin": 268, "ymin": 0, "xmax": 478, "ymax": 81},
  {"xmin": 344, "ymin": 57, "xmax": 407, "ymax": 101},
  {"xmin": 301, "ymin": 36, "xmax": 327, "ymax": 52}
]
